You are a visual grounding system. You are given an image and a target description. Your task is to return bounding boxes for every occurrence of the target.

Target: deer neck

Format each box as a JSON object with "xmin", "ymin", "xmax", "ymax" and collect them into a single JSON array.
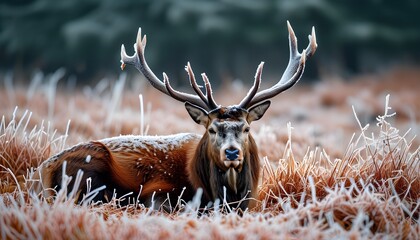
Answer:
[{"xmin": 188, "ymin": 136, "xmax": 257, "ymax": 209}]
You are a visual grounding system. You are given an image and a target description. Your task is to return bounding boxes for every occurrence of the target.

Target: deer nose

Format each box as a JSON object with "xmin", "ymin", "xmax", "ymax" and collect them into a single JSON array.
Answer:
[{"xmin": 225, "ymin": 148, "xmax": 239, "ymax": 161}]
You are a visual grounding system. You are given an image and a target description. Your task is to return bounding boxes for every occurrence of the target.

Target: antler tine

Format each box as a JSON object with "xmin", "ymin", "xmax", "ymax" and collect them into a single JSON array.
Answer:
[
  {"xmin": 121, "ymin": 28, "xmax": 212, "ymax": 111},
  {"xmin": 186, "ymin": 62, "xmax": 208, "ymax": 104},
  {"xmin": 238, "ymin": 62, "xmax": 264, "ymax": 109},
  {"xmin": 162, "ymin": 71, "xmax": 211, "ymax": 110},
  {"xmin": 201, "ymin": 73, "xmax": 219, "ymax": 110},
  {"xmin": 305, "ymin": 26, "xmax": 317, "ymax": 58},
  {"xmin": 121, "ymin": 28, "xmax": 167, "ymax": 93},
  {"xmin": 162, "ymin": 72, "xmax": 187, "ymax": 101},
  {"xmin": 243, "ymin": 21, "xmax": 317, "ymax": 108}
]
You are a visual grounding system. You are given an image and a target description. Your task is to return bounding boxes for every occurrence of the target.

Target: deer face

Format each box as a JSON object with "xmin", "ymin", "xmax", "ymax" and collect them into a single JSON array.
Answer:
[{"xmin": 185, "ymin": 101, "xmax": 270, "ymax": 172}]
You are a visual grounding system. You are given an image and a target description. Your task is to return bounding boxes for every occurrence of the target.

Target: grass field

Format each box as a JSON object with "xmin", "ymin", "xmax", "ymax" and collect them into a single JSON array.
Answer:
[{"xmin": 0, "ymin": 67, "xmax": 419, "ymax": 239}]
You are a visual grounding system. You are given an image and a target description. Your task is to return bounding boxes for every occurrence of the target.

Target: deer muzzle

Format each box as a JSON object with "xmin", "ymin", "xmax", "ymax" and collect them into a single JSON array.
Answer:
[
  {"xmin": 222, "ymin": 147, "xmax": 243, "ymax": 169},
  {"xmin": 225, "ymin": 148, "xmax": 239, "ymax": 160}
]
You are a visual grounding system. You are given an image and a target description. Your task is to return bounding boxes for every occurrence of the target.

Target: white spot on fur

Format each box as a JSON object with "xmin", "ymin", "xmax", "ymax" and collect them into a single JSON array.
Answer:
[{"xmin": 85, "ymin": 155, "xmax": 91, "ymax": 163}]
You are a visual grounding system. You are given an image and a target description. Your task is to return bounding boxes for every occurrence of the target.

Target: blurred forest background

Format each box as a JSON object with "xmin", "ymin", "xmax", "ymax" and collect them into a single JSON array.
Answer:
[{"xmin": 0, "ymin": 0, "xmax": 419, "ymax": 86}]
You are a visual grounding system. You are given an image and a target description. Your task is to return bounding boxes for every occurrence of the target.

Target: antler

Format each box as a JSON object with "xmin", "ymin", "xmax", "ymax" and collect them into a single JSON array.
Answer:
[
  {"xmin": 121, "ymin": 28, "xmax": 218, "ymax": 111},
  {"xmin": 238, "ymin": 21, "xmax": 318, "ymax": 109}
]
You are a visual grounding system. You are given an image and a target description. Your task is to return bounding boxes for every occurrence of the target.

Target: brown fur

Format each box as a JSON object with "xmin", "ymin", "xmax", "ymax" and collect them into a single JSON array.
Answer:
[
  {"xmin": 34, "ymin": 124, "xmax": 261, "ymax": 211},
  {"xmin": 187, "ymin": 133, "xmax": 260, "ymax": 210},
  {"xmin": 33, "ymin": 134, "xmax": 199, "ymax": 207}
]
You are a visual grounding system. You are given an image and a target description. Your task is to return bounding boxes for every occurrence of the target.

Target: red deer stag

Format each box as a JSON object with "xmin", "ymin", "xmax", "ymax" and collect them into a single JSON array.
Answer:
[{"xmin": 32, "ymin": 22, "xmax": 317, "ymax": 211}]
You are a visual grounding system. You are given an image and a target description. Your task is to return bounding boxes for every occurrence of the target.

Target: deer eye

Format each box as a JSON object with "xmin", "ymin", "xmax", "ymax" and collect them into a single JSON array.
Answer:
[
  {"xmin": 244, "ymin": 127, "xmax": 250, "ymax": 133},
  {"xmin": 208, "ymin": 128, "xmax": 216, "ymax": 134}
]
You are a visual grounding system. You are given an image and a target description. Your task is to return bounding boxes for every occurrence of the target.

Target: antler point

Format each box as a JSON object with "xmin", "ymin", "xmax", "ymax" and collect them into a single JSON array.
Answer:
[
  {"xmin": 136, "ymin": 28, "xmax": 142, "ymax": 43},
  {"xmin": 142, "ymin": 35, "xmax": 147, "ymax": 47},
  {"xmin": 120, "ymin": 44, "xmax": 129, "ymax": 70},
  {"xmin": 257, "ymin": 62, "xmax": 265, "ymax": 73},
  {"xmin": 287, "ymin": 22, "xmax": 298, "ymax": 56},
  {"xmin": 287, "ymin": 21, "xmax": 295, "ymax": 35},
  {"xmin": 120, "ymin": 44, "xmax": 126, "ymax": 56},
  {"xmin": 311, "ymin": 27, "xmax": 316, "ymax": 41},
  {"xmin": 301, "ymin": 49, "xmax": 307, "ymax": 63}
]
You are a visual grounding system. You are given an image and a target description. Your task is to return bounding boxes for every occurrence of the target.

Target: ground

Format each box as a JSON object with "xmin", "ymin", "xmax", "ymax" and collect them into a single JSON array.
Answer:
[{"xmin": 0, "ymin": 67, "xmax": 419, "ymax": 239}]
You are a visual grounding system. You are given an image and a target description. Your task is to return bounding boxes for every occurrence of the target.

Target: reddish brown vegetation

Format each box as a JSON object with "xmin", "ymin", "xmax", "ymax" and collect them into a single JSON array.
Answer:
[{"xmin": 0, "ymin": 67, "xmax": 419, "ymax": 238}]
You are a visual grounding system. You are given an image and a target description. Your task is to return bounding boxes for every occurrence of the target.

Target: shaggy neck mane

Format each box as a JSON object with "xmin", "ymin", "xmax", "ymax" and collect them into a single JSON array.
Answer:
[{"xmin": 188, "ymin": 133, "xmax": 260, "ymax": 210}]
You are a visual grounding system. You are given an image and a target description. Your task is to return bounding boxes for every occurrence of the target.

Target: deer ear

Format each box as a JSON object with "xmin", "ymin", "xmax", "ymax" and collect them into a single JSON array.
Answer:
[
  {"xmin": 247, "ymin": 100, "xmax": 271, "ymax": 123},
  {"xmin": 185, "ymin": 102, "xmax": 209, "ymax": 126}
]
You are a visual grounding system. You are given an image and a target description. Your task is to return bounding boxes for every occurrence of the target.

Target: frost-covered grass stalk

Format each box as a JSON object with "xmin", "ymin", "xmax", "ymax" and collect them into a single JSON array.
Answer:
[
  {"xmin": 106, "ymin": 73, "xmax": 126, "ymax": 128},
  {"xmin": 138, "ymin": 94, "xmax": 150, "ymax": 136},
  {"xmin": 46, "ymin": 68, "xmax": 65, "ymax": 121}
]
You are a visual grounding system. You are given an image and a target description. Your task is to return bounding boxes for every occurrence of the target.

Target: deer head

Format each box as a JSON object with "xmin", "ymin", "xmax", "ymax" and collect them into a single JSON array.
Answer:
[{"xmin": 120, "ymin": 21, "xmax": 317, "ymax": 207}]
